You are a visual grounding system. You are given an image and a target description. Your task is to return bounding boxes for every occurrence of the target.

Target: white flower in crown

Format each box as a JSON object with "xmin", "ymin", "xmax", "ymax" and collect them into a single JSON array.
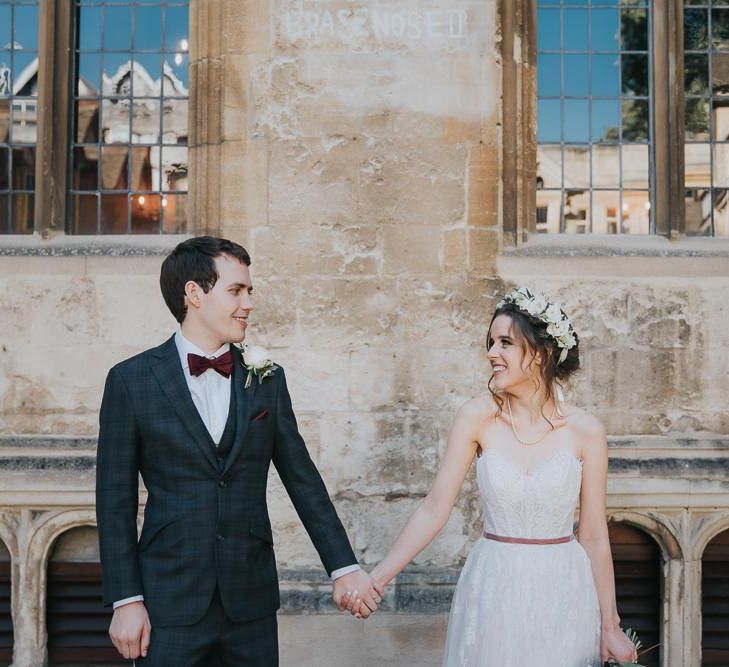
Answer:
[
  {"xmin": 497, "ymin": 287, "xmax": 577, "ymax": 364},
  {"xmin": 237, "ymin": 343, "xmax": 278, "ymax": 389}
]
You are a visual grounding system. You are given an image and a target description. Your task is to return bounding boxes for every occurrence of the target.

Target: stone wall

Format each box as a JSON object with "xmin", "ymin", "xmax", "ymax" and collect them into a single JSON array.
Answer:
[{"xmin": 0, "ymin": 0, "xmax": 728, "ymax": 665}]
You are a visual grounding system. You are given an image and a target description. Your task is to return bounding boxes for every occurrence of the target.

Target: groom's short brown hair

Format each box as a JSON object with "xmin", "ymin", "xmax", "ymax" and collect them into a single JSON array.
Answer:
[{"xmin": 160, "ymin": 236, "xmax": 251, "ymax": 323}]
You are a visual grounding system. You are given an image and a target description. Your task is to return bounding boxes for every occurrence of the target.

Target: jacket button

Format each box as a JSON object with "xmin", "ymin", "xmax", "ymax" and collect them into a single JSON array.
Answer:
[
  {"xmin": 216, "ymin": 534, "xmax": 225, "ymax": 542},
  {"xmin": 219, "ymin": 480, "xmax": 227, "ymax": 488}
]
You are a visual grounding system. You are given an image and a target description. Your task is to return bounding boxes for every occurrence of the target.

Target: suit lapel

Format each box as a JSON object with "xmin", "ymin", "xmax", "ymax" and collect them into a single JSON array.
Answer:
[
  {"xmin": 222, "ymin": 346, "xmax": 256, "ymax": 476},
  {"xmin": 150, "ymin": 335, "xmax": 219, "ymax": 473}
]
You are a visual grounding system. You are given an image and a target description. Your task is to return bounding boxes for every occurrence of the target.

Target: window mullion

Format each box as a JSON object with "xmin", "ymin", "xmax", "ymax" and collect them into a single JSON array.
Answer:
[{"xmin": 35, "ymin": 0, "xmax": 73, "ymax": 235}]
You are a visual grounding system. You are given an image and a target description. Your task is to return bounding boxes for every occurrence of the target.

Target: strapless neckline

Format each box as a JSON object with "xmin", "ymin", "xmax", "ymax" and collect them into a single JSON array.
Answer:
[{"xmin": 479, "ymin": 446, "xmax": 583, "ymax": 477}]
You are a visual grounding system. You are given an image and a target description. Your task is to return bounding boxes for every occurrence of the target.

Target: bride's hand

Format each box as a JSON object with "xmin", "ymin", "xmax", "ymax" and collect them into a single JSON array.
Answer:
[{"xmin": 601, "ymin": 626, "xmax": 638, "ymax": 664}]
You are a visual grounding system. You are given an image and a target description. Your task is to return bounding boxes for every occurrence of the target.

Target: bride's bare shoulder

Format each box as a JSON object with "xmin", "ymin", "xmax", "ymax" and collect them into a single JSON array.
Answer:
[
  {"xmin": 563, "ymin": 406, "xmax": 607, "ymax": 448},
  {"xmin": 457, "ymin": 394, "xmax": 499, "ymax": 425}
]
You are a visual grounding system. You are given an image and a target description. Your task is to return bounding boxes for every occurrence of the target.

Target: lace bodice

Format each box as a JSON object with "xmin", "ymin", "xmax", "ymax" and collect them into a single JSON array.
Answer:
[{"xmin": 477, "ymin": 448, "xmax": 583, "ymax": 539}]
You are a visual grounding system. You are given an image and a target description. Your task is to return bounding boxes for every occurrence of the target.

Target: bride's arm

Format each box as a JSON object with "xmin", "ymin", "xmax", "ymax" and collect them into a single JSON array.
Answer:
[
  {"xmin": 367, "ymin": 399, "xmax": 485, "ymax": 589},
  {"xmin": 577, "ymin": 415, "xmax": 636, "ymax": 663}
]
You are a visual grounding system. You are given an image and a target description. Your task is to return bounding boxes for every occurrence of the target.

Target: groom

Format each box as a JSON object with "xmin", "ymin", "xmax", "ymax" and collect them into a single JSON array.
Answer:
[{"xmin": 96, "ymin": 236, "xmax": 380, "ymax": 665}]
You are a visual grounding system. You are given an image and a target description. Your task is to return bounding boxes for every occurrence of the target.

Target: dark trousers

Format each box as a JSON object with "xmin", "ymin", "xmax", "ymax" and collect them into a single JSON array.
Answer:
[{"xmin": 136, "ymin": 588, "xmax": 278, "ymax": 667}]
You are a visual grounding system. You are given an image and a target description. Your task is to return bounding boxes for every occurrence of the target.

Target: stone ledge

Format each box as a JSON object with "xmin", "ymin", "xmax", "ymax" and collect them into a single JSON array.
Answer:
[
  {"xmin": 0, "ymin": 234, "xmax": 192, "ymax": 256},
  {"xmin": 504, "ymin": 234, "xmax": 729, "ymax": 257}
]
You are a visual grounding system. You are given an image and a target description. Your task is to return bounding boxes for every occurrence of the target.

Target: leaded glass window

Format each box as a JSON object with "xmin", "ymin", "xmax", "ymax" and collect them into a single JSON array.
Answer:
[
  {"xmin": 0, "ymin": 0, "xmax": 39, "ymax": 234},
  {"xmin": 536, "ymin": 0, "xmax": 652, "ymax": 234},
  {"xmin": 69, "ymin": 0, "xmax": 189, "ymax": 234},
  {"xmin": 684, "ymin": 1, "xmax": 729, "ymax": 236}
]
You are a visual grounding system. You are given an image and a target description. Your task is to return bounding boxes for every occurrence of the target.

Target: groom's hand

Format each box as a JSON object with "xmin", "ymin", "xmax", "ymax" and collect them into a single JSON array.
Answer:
[
  {"xmin": 333, "ymin": 570, "xmax": 382, "ymax": 619},
  {"xmin": 109, "ymin": 601, "xmax": 151, "ymax": 660}
]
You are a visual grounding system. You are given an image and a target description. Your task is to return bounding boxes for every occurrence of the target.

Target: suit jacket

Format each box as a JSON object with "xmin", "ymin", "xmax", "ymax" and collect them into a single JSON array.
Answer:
[{"xmin": 96, "ymin": 335, "xmax": 356, "ymax": 627}]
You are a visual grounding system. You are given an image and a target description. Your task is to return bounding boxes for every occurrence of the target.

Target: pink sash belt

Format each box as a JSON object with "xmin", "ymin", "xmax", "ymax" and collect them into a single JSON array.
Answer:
[{"xmin": 484, "ymin": 532, "xmax": 574, "ymax": 545}]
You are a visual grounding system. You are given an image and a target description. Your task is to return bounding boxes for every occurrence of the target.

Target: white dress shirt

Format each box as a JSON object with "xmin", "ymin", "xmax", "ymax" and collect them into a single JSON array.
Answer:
[{"xmin": 113, "ymin": 330, "xmax": 358, "ymax": 609}]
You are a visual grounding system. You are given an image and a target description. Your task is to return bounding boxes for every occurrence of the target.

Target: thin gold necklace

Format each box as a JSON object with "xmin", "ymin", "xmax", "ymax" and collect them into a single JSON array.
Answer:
[{"xmin": 506, "ymin": 395, "xmax": 557, "ymax": 446}]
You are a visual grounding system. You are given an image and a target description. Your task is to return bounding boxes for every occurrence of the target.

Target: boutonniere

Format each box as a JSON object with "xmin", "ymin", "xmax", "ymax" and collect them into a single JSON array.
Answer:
[{"xmin": 236, "ymin": 343, "xmax": 278, "ymax": 389}]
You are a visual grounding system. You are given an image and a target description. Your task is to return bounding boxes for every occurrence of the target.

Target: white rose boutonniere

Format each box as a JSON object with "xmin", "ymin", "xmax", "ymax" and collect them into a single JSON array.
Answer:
[{"xmin": 238, "ymin": 343, "xmax": 278, "ymax": 389}]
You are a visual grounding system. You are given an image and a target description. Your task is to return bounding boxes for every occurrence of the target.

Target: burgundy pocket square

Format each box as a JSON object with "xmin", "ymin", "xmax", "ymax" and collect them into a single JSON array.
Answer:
[{"xmin": 252, "ymin": 409, "xmax": 269, "ymax": 422}]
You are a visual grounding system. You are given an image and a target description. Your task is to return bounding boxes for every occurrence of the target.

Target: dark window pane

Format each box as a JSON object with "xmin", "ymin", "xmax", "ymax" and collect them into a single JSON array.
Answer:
[
  {"xmin": 685, "ymin": 54, "xmax": 709, "ymax": 95},
  {"xmin": 11, "ymin": 191, "xmax": 33, "ymax": 233},
  {"xmin": 591, "ymin": 9, "xmax": 619, "ymax": 51},
  {"xmin": 564, "ymin": 99, "xmax": 589, "ymax": 142},
  {"xmin": 161, "ymin": 146, "xmax": 187, "ymax": 191},
  {"xmin": 75, "ymin": 98, "xmax": 99, "ymax": 143},
  {"xmin": 564, "ymin": 10, "xmax": 588, "ymax": 51},
  {"xmin": 592, "ymin": 99, "xmax": 620, "ymax": 142},
  {"xmin": 621, "ymin": 9, "xmax": 648, "ymax": 51},
  {"xmin": 100, "ymin": 193, "xmax": 129, "ymax": 233},
  {"xmin": 538, "ymin": 9, "xmax": 560, "ymax": 51},
  {"xmin": 622, "ymin": 53, "xmax": 649, "ymax": 96},
  {"xmin": 14, "ymin": 5, "xmax": 38, "ymax": 50},
  {"xmin": 70, "ymin": 194, "xmax": 98, "ymax": 234},
  {"xmin": 538, "ymin": 99, "xmax": 561, "ymax": 142},
  {"xmin": 564, "ymin": 54, "xmax": 588, "ymax": 96},
  {"xmin": 685, "ymin": 98, "xmax": 709, "ymax": 140},
  {"xmin": 164, "ymin": 6, "xmax": 189, "ymax": 53},
  {"xmin": 0, "ymin": 7, "xmax": 10, "ymax": 49},
  {"xmin": 78, "ymin": 6, "xmax": 101, "ymax": 51},
  {"xmin": 592, "ymin": 54, "xmax": 620, "ymax": 96},
  {"xmin": 130, "ymin": 192, "xmax": 160, "ymax": 233},
  {"xmin": 72, "ymin": 145, "xmax": 98, "ymax": 191},
  {"xmin": 78, "ymin": 53, "xmax": 101, "ymax": 96},
  {"xmin": 162, "ymin": 98, "xmax": 187, "ymax": 144},
  {"xmin": 162, "ymin": 54, "xmax": 188, "ymax": 94},
  {"xmin": 11, "ymin": 146, "xmax": 34, "ymax": 189},
  {"xmin": 0, "ymin": 99, "xmax": 8, "ymax": 141},
  {"xmin": 713, "ymin": 53, "xmax": 729, "ymax": 97},
  {"xmin": 135, "ymin": 6, "xmax": 163, "ymax": 51},
  {"xmin": 685, "ymin": 9, "xmax": 708, "ymax": 51},
  {"xmin": 0, "ymin": 146, "xmax": 8, "ymax": 190},
  {"xmin": 161, "ymin": 193, "xmax": 187, "ymax": 233},
  {"xmin": 684, "ymin": 188, "xmax": 711, "ymax": 236},
  {"xmin": 103, "ymin": 6, "xmax": 131, "ymax": 51},
  {"xmin": 538, "ymin": 54, "xmax": 560, "ymax": 97},
  {"xmin": 0, "ymin": 194, "xmax": 7, "ymax": 233},
  {"xmin": 100, "ymin": 145, "xmax": 129, "ymax": 190},
  {"xmin": 622, "ymin": 99, "xmax": 649, "ymax": 141},
  {"xmin": 713, "ymin": 9, "xmax": 729, "ymax": 51}
]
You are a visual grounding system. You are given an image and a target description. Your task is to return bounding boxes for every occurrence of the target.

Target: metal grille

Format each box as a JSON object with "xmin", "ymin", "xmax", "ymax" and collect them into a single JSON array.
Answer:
[
  {"xmin": 684, "ymin": 1, "xmax": 729, "ymax": 237},
  {"xmin": 69, "ymin": 0, "xmax": 190, "ymax": 234},
  {"xmin": 701, "ymin": 529, "xmax": 729, "ymax": 665},
  {"xmin": 0, "ymin": 0, "xmax": 39, "ymax": 234},
  {"xmin": 536, "ymin": 0, "xmax": 653, "ymax": 234}
]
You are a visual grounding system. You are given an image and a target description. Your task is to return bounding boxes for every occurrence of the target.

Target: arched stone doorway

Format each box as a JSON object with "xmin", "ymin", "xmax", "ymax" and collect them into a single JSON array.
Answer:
[
  {"xmin": 46, "ymin": 525, "xmax": 123, "ymax": 666},
  {"xmin": 609, "ymin": 522, "xmax": 662, "ymax": 667},
  {"xmin": 0, "ymin": 539, "xmax": 11, "ymax": 667},
  {"xmin": 702, "ymin": 528, "xmax": 729, "ymax": 666}
]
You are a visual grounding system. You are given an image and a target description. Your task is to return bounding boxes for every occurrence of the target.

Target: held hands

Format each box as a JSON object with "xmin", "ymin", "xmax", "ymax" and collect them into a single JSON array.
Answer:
[
  {"xmin": 601, "ymin": 625, "xmax": 639, "ymax": 665},
  {"xmin": 333, "ymin": 569, "xmax": 384, "ymax": 619},
  {"xmin": 109, "ymin": 601, "xmax": 151, "ymax": 660}
]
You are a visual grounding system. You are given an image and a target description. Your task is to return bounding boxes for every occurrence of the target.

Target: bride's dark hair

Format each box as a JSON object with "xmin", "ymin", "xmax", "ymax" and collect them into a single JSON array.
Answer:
[{"xmin": 486, "ymin": 301, "xmax": 580, "ymax": 420}]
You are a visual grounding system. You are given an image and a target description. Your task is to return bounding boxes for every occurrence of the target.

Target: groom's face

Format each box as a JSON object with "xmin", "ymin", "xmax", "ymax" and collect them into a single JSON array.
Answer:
[{"xmin": 192, "ymin": 254, "xmax": 253, "ymax": 345}]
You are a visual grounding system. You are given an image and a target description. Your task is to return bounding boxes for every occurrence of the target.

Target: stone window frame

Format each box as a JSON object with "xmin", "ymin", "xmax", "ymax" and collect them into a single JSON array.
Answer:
[
  {"xmin": 502, "ymin": 0, "xmax": 715, "ymax": 245},
  {"xmin": 0, "ymin": 0, "xmax": 210, "ymax": 246}
]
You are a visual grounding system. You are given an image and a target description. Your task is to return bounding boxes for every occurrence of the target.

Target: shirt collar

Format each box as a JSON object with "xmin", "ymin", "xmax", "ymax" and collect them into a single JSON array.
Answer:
[{"xmin": 174, "ymin": 329, "xmax": 230, "ymax": 371}]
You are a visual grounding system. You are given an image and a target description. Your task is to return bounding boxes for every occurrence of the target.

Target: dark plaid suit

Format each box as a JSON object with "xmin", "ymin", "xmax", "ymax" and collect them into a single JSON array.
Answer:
[{"xmin": 96, "ymin": 335, "xmax": 356, "ymax": 664}]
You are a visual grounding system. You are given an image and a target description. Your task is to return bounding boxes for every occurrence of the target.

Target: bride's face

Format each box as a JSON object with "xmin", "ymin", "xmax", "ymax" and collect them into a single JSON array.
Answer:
[{"xmin": 486, "ymin": 314, "xmax": 541, "ymax": 392}]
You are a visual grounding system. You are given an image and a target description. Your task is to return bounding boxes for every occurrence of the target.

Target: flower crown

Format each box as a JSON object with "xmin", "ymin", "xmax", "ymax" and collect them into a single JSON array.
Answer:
[{"xmin": 496, "ymin": 287, "xmax": 577, "ymax": 364}]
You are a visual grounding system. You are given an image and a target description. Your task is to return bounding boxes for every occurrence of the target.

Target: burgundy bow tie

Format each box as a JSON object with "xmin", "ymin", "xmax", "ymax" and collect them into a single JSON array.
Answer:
[{"xmin": 187, "ymin": 351, "xmax": 234, "ymax": 378}]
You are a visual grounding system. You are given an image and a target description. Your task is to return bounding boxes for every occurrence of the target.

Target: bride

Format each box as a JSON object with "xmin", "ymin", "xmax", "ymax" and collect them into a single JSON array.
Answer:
[{"xmin": 344, "ymin": 287, "xmax": 638, "ymax": 666}]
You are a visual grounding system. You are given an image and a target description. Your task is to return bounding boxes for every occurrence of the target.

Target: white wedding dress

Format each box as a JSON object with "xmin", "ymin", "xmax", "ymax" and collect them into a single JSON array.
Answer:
[{"xmin": 442, "ymin": 447, "xmax": 602, "ymax": 666}]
